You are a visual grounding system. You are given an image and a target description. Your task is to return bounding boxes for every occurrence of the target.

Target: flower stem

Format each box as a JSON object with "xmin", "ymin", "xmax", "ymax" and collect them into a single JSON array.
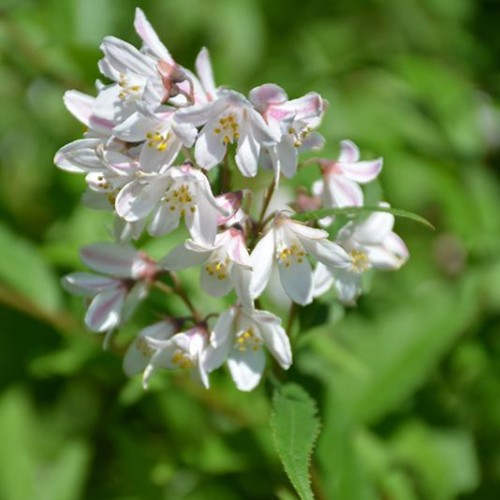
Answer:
[
  {"xmin": 257, "ymin": 176, "xmax": 277, "ymax": 230},
  {"xmin": 154, "ymin": 278, "xmax": 202, "ymax": 323}
]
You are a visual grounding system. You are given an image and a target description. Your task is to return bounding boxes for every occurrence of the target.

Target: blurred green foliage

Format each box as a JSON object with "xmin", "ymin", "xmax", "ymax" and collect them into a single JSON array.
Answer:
[{"xmin": 1, "ymin": 0, "xmax": 500, "ymax": 498}]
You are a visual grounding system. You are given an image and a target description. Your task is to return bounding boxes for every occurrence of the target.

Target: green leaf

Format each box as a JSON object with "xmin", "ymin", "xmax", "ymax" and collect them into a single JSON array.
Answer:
[
  {"xmin": 271, "ymin": 383, "xmax": 321, "ymax": 500},
  {"xmin": 0, "ymin": 223, "xmax": 62, "ymax": 313},
  {"xmin": 292, "ymin": 205, "xmax": 435, "ymax": 230}
]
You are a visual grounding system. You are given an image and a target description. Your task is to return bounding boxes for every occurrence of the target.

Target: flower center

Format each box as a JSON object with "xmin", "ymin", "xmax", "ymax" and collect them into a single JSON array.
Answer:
[
  {"xmin": 171, "ymin": 349, "xmax": 194, "ymax": 370},
  {"xmin": 277, "ymin": 244, "xmax": 306, "ymax": 268},
  {"xmin": 213, "ymin": 113, "xmax": 240, "ymax": 145},
  {"xmin": 136, "ymin": 337, "xmax": 154, "ymax": 357},
  {"xmin": 163, "ymin": 183, "xmax": 196, "ymax": 216},
  {"xmin": 118, "ymin": 74, "xmax": 142, "ymax": 99},
  {"xmin": 288, "ymin": 125, "xmax": 312, "ymax": 148},
  {"xmin": 205, "ymin": 260, "xmax": 229, "ymax": 280},
  {"xmin": 350, "ymin": 249, "xmax": 370, "ymax": 273},
  {"xmin": 234, "ymin": 328, "xmax": 261, "ymax": 352},
  {"xmin": 146, "ymin": 131, "xmax": 172, "ymax": 152}
]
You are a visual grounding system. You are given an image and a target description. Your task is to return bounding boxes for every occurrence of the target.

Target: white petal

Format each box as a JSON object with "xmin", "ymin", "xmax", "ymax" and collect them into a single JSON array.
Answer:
[
  {"xmin": 276, "ymin": 135, "xmax": 298, "ymax": 178},
  {"xmin": 250, "ymin": 230, "xmax": 275, "ymax": 298},
  {"xmin": 302, "ymin": 238, "xmax": 351, "ymax": 269},
  {"xmin": 227, "ymin": 348, "xmax": 266, "ymax": 391},
  {"xmin": 63, "ymin": 90, "xmax": 94, "ymax": 126},
  {"xmin": 210, "ymin": 308, "xmax": 236, "ymax": 349},
  {"xmin": 281, "ymin": 92, "xmax": 325, "ymax": 121},
  {"xmin": 200, "ymin": 265, "xmax": 233, "ymax": 297},
  {"xmin": 61, "ymin": 273, "xmax": 118, "ymax": 296},
  {"xmin": 54, "ymin": 139, "xmax": 104, "ymax": 173},
  {"xmin": 338, "ymin": 140, "xmax": 360, "ymax": 163},
  {"xmin": 160, "ymin": 243, "xmax": 210, "ymax": 270},
  {"xmin": 366, "ymin": 246, "xmax": 404, "ymax": 270},
  {"xmin": 258, "ymin": 319, "xmax": 292, "ymax": 369},
  {"xmin": 230, "ymin": 265, "xmax": 254, "ymax": 311},
  {"xmin": 186, "ymin": 190, "xmax": 218, "ymax": 245},
  {"xmin": 194, "ymin": 123, "xmax": 226, "ymax": 170},
  {"xmin": 382, "ymin": 232, "xmax": 409, "ymax": 262},
  {"xmin": 112, "ymin": 111, "xmax": 154, "ymax": 142},
  {"xmin": 139, "ymin": 137, "xmax": 181, "ymax": 173},
  {"xmin": 134, "ymin": 8, "xmax": 173, "ymax": 63},
  {"xmin": 326, "ymin": 175, "xmax": 364, "ymax": 207},
  {"xmin": 195, "ymin": 47, "xmax": 217, "ymax": 100},
  {"xmin": 147, "ymin": 202, "xmax": 180, "ymax": 236},
  {"xmin": 312, "ymin": 263, "xmax": 334, "ymax": 297},
  {"xmin": 171, "ymin": 121, "xmax": 198, "ymax": 148},
  {"xmin": 176, "ymin": 99, "xmax": 227, "ymax": 126},
  {"xmin": 80, "ymin": 243, "xmax": 139, "ymax": 277},
  {"xmin": 278, "ymin": 256, "xmax": 313, "ymax": 305},
  {"xmin": 287, "ymin": 220, "xmax": 329, "ymax": 240},
  {"xmin": 333, "ymin": 269, "xmax": 361, "ymax": 305},
  {"xmin": 249, "ymin": 83, "xmax": 287, "ymax": 111},
  {"xmin": 352, "ymin": 210, "xmax": 394, "ymax": 245},
  {"xmin": 85, "ymin": 287, "xmax": 126, "ymax": 332},
  {"xmin": 100, "ymin": 36, "xmax": 155, "ymax": 77},
  {"xmin": 115, "ymin": 176, "xmax": 169, "ymax": 221}
]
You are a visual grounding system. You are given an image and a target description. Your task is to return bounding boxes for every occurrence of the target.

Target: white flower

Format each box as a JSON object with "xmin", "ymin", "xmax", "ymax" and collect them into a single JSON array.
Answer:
[
  {"xmin": 161, "ymin": 227, "xmax": 253, "ymax": 310},
  {"xmin": 204, "ymin": 306, "xmax": 292, "ymax": 392},
  {"xmin": 312, "ymin": 140, "xmax": 383, "ymax": 209},
  {"xmin": 313, "ymin": 205, "xmax": 409, "ymax": 304},
  {"xmin": 143, "ymin": 324, "xmax": 211, "ymax": 388},
  {"xmin": 250, "ymin": 213, "xmax": 351, "ymax": 305},
  {"xmin": 115, "ymin": 163, "xmax": 227, "ymax": 244},
  {"xmin": 123, "ymin": 319, "xmax": 179, "ymax": 377},
  {"xmin": 250, "ymin": 84, "xmax": 326, "ymax": 178},
  {"xmin": 62, "ymin": 244, "xmax": 158, "ymax": 346},
  {"xmin": 175, "ymin": 89, "xmax": 279, "ymax": 176}
]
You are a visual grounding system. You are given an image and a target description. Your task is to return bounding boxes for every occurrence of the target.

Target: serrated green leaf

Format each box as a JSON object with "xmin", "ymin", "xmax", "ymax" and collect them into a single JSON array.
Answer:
[
  {"xmin": 0, "ymin": 223, "xmax": 62, "ymax": 313},
  {"xmin": 292, "ymin": 205, "xmax": 435, "ymax": 230},
  {"xmin": 271, "ymin": 383, "xmax": 321, "ymax": 500}
]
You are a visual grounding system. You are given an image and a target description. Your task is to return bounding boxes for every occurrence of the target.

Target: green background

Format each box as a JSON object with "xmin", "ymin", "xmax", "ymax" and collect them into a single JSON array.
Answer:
[{"xmin": 0, "ymin": 0, "xmax": 499, "ymax": 498}]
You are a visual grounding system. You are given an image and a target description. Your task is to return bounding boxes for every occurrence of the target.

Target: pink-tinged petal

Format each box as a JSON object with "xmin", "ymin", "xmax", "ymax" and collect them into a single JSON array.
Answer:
[
  {"xmin": 227, "ymin": 231, "xmax": 252, "ymax": 267},
  {"xmin": 200, "ymin": 265, "xmax": 233, "ymax": 297},
  {"xmin": 325, "ymin": 175, "xmax": 364, "ymax": 207},
  {"xmin": 80, "ymin": 243, "xmax": 139, "ymax": 277},
  {"xmin": 338, "ymin": 158, "xmax": 383, "ymax": 183},
  {"xmin": 280, "ymin": 92, "xmax": 325, "ymax": 121},
  {"xmin": 249, "ymin": 108, "xmax": 280, "ymax": 144},
  {"xmin": 62, "ymin": 273, "xmax": 118, "ymax": 296},
  {"xmin": 104, "ymin": 150, "xmax": 139, "ymax": 176},
  {"xmin": 278, "ymin": 256, "xmax": 313, "ymax": 305},
  {"xmin": 227, "ymin": 348, "xmax": 266, "ymax": 391},
  {"xmin": 195, "ymin": 123, "xmax": 226, "ymax": 170},
  {"xmin": 85, "ymin": 287, "xmax": 126, "ymax": 332},
  {"xmin": 100, "ymin": 36, "xmax": 156, "ymax": 77},
  {"xmin": 332, "ymin": 269, "xmax": 361, "ymax": 305},
  {"xmin": 142, "ymin": 341, "xmax": 178, "ymax": 388},
  {"xmin": 122, "ymin": 282, "xmax": 149, "ymax": 324},
  {"xmin": 352, "ymin": 209, "xmax": 394, "ymax": 245},
  {"xmin": 231, "ymin": 265, "xmax": 254, "ymax": 311},
  {"xmin": 258, "ymin": 320, "xmax": 292, "ymax": 369},
  {"xmin": 382, "ymin": 232, "xmax": 409, "ymax": 262},
  {"xmin": 54, "ymin": 139, "xmax": 104, "ymax": 173},
  {"xmin": 63, "ymin": 90, "xmax": 94, "ymax": 126},
  {"xmin": 338, "ymin": 140, "xmax": 360, "ymax": 163},
  {"xmin": 250, "ymin": 230, "xmax": 275, "ymax": 298},
  {"xmin": 195, "ymin": 48, "xmax": 217, "ymax": 100},
  {"xmin": 312, "ymin": 263, "xmax": 334, "ymax": 297},
  {"xmin": 148, "ymin": 203, "xmax": 180, "ymax": 237},
  {"xmin": 160, "ymin": 243, "xmax": 210, "ymax": 270},
  {"xmin": 115, "ymin": 176, "xmax": 170, "ymax": 221},
  {"xmin": 276, "ymin": 135, "xmax": 298, "ymax": 179},
  {"xmin": 249, "ymin": 84, "xmax": 288, "ymax": 112},
  {"xmin": 134, "ymin": 8, "xmax": 173, "ymax": 63},
  {"xmin": 302, "ymin": 239, "xmax": 352, "ymax": 269}
]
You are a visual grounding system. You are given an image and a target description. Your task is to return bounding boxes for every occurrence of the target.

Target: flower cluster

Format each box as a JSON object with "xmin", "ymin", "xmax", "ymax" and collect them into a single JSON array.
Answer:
[{"xmin": 56, "ymin": 8, "xmax": 409, "ymax": 391}]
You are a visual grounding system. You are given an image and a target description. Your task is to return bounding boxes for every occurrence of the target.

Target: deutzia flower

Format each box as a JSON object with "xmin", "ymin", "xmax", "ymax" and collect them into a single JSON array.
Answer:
[
  {"xmin": 175, "ymin": 89, "xmax": 279, "ymax": 176},
  {"xmin": 115, "ymin": 162, "xmax": 227, "ymax": 244},
  {"xmin": 313, "ymin": 205, "xmax": 409, "ymax": 304},
  {"xmin": 250, "ymin": 213, "xmax": 351, "ymax": 305},
  {"xmin": 123, "ymin": 318, "xmax": 179, "ymax": 377},
  {"xmin": 250, "ymin": 83, "xmax": 326, "ymax": 178},
  {"xmin": 204, "ymin": 306, "xmax": 292, "ymax": 392},
  {"xmin": 160, "ymin": 227, "xmax": 253, "ymax": 310},
  {"xmin": 312, "ymin": 139, "xmax": 383, "ymax": 209},
  {"xmin": 143, "ymin": 324, "xmax": 211, "ymax": 388},
  {"xmin": 62, "ymin": 244, "xmax": 158, "ymax": 346}
]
